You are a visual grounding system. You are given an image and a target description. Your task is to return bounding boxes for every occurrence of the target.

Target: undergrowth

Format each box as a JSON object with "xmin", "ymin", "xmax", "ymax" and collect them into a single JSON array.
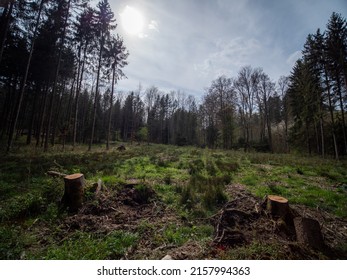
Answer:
[{"xmin": 0, "ymin": 142, "xmax": 346, "ymax": 259}]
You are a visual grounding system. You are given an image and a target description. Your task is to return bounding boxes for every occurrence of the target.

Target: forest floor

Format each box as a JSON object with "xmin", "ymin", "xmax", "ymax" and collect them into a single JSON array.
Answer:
[{"xmin": 0, "ymin": 142, "xmax": 347, "ymax": 259}]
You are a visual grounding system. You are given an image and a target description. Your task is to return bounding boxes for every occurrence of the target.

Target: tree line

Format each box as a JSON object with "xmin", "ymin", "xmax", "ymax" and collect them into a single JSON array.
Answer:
[
  {"xmin": 0, "ymin": 1, "xmax": 346, "ymax": 158},
  {"xmin": 288, "ymin": 12, "xmax": 347, "ymax": 159},
  {"xmin": 0, "ymin": 0, "xmax": 128, "ymax": 152}
]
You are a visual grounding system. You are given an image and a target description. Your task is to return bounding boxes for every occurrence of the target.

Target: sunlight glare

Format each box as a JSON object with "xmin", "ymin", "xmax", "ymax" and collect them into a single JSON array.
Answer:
[{"xmin": 120, "ymin": 6, "xmax": 144, "ymax": 35}]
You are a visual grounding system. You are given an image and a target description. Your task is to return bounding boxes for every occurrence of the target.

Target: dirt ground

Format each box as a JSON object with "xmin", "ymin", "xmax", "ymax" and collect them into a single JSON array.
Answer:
[
  {"xmin": 213, "ymin": 183, "xmax": 347, "ymax": 259},
  {"xmin": 50, "ymin": 183, "xmax": 347, "ymax": 259}
]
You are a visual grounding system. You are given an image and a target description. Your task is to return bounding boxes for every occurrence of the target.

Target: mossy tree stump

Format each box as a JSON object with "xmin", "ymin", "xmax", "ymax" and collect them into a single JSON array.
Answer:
[
  {"xmin": 266, "ymin": 195, "xmax": 289, "ymax": 218},
  {"xmin": 62, "ymin": 173, "xmax": 85, "ymax": 212}
]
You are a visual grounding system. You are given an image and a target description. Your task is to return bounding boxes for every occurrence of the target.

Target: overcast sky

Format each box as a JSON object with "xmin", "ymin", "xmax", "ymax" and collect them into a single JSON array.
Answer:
[{"xmin": 105, "ymin": 0, "xmax": 346, "ymax": 98}]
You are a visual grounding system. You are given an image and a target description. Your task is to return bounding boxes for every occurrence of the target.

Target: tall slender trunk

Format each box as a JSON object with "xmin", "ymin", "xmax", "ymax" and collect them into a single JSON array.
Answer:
[
  {"xmin": 26, "ymin": 84, "xmax": 40, "ymax": 145},
  {"xmin": 73, "ymin": 42, "xmax": 87, "ymax": 150},
  {"xmin": 6, "ymin": 0, "xmax": 44, "ymax": 152},
  {"xmin": 317, "ymin": 89, "xmax": 325, "ymax": 158},
  {"xmin": 264, "ymin": 96, "xmax": 273, "ymax": 153},
  {"xmin": 305, "ymin": 119, "xmax": 311, "ymax": 155},
  {"xmin": 0, "ymin": 1, "xmax": 14, "ymax": 66},
  {"xmin": 62, "ymin": 73, "xmax": 76, "ymax": 150},
  {"xmin": 106, "ymin": 66, "xmax": 116, "ymax": 150},
  {"xmin": 0, "ymin": 75, "xmax": 13, "ymax": 138},
  {"xmin": 320, "ymin": 116, "xmax": 325, "ymax": 158},
  {"xmin": 51, "ymin": 81, "xmax": 66, "ymax": 146},
  {"xmin": 314, "ymin": 119, "xmax": 320, "ymax": 154},
  {"xmin": 36, "ymin": 86, "xmax": 48, "ymax": 147},
  {"xmin": 44, "ymin": 0, "xmax": 71, "ymax": 152},
  {"xmin": 15, "ymin": 92, "xmax": 28, "ymax": 139},
  {"xmin": 89, "ymin": 34, "xmax": 104, "ymax": 151},
  {"xmin": 284, "ymin": 118, "xmax": 289, "ymax": 153},
  {"xmin": 335, "ymin": 72, "xmax": 347, "ymax": 154},
  {"xmin": 324, "ymin": 67, "xmax": 339, "ymax": 160}
]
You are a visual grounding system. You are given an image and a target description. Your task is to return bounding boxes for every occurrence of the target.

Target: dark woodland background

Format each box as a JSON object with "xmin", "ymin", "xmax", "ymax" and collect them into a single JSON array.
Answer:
[{"xmin": 0, "ymin": 0, "xmax": 346, "ymax": 159}]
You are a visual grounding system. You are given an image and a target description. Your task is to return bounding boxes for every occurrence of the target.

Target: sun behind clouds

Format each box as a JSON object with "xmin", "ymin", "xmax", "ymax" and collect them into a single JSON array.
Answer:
[{"xmin": 120, "ymin": 5, "xmax": 144, "ymax": 36}]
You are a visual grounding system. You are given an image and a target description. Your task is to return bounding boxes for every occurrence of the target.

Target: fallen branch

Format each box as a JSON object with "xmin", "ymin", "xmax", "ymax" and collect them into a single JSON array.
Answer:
[
  {"xmin": 47, "ymin": 170, "xmax": 67, "ymax": 177},
  {"xmin": 90, "ymin": 179, "xmax": 102, "ymax": 197}
]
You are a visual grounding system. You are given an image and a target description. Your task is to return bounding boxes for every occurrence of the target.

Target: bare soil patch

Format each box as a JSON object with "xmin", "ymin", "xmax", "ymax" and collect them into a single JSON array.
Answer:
[
  {"xmin": 211, "ymin": 183, "xmax": 347, "ymax": 259},
  {"xmin": 35, "ymin": 182, "xmax": 346, "ymax": 259}
]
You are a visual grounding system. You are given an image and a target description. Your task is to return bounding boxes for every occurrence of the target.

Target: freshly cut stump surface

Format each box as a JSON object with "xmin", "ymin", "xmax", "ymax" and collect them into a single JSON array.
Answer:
[{"xmin": 266, "ymin": 195, "xmax": 289, "ymax": 218}]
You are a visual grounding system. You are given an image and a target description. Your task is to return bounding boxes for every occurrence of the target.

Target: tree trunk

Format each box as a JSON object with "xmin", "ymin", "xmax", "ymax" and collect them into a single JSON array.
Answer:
[
  {"xmin": 319, "ymin": 108, "xmax": 325, "ymax": 158},
  {"xmin": 265, "ymin": 98, "xmax": 273, "ymax": 153},
  {"xmin": 36, "ymin": 86, "xmax": 48, "ymax": 147},
  {"xmin": 62, "ymin": 73, "xmax": 76, "ymax": 151},
  {"xmin": 335, "ymin": 72, "xmax": 347, "ymax": 154},
  {"xmin": 44, "ymin": 91, "xmax": 55, "ymax": 151},
  {"xmin": 266, "ymin": 195, "xmax": 289, "ymax": 218},
  {"xmin": 314, "ymin": 119, "xmax": 320, "ymax": 154},
  {"xmin": 51, "ymin": 81, "xmax": 65, "ymax": 146},
  {"xmin": 106, "ymin": 66, "xmax": 116, "ymax": 150},
  {"xmin": 89, "ymin": 34, "xmax": 104, "ymax": 151},
  {"xmin": 26, "ymin": 85, "xmax": 40, "ymax": 145},
  {"xmin": 44, "ymin": 0, "xmax": 71, "ymax": 152},
  {"xmin": 324, "ymin": 67, "xmax": 339, "ymax": 160},
  {"xmin": 6, "ymin": 0, "xmax": 44, "ymax": 152},
  {"xmin": 293, "ymin": 217, "xmax": 324, "ymax": 250},
  {"xmin": 0, "ymin": 75, "xmax": 13, "ymax": 138},
  {"xmin": 73, "ymin": 40, "xmax": 88, "ymax": 150},
  {"xmin": 62, "ymin": 173, "xmax": 85, "ymax": 212},
  {"xmin": 0, "ymin": 1, "xmax": 13, "ymax": 66}
]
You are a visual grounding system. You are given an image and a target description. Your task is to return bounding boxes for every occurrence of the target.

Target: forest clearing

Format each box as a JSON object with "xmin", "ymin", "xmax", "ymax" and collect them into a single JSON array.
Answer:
[
  {"xmin": 1, "ymin": 143, "xmax": 346, "ymax": 260},
  {"xmin": 1, "ymin": 0, "xmax": 347, "ymax": 263}
]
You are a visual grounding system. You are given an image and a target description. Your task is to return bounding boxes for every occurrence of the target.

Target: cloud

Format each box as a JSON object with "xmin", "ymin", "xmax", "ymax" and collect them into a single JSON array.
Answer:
[
  {"xmin": 194, "ymin": 37, "xmax": 262, "ymax": 79},
  {"xmin": 148, "ymin": 20, "xmax": 159, "ymax": 32},
  {"xmin": 138, "ymin": 33, "xmax": 148, "ymax": 39},
  {"xmin": 114, "ymin": 0, "xmax": 346, "ymax": 97},
  {"xmin": 286, "ymin": 50, "xmax": 302, "ymax": 66}
]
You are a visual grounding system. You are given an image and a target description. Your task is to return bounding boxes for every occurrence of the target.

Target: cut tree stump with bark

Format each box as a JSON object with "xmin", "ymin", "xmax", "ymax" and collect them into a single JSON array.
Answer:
[
  {"xmin": 62, "ymin": 173, "xmax": 85, "ymax": 212},
  {"xmin": 117, "ymin": 145, "xmax": 126, "ymax": 151},
  {"xmin": 294, "ymin": 217, "xmax": 325, "ymax": 250},
  {"xmin": 266, "ymin": 195, "xmax": 289, "ymax": 218}
]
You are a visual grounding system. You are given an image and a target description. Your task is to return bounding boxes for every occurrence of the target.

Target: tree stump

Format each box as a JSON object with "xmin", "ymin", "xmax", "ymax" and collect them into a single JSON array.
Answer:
[
  {"xmin": 62, "ymin": 173, "xmax": 85, "ymax": 212},
  {"xmin": 294, "ymin": 217, "xmax": 324, "ymax": 250},
  {"xmin": 117, "ymin": 145, "xmax": 126, "ymax": 151},
  {"xmin": 266, "ymin": 195, "xmax": 289, "ymax": 218}
]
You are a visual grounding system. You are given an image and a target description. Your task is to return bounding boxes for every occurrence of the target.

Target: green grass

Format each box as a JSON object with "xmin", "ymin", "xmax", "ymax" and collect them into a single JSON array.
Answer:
[
  {"xmin": 160, "ymin": 224, "xmax": 213, "ymax": 246},
  {"xmin": 218, "ymin": 241, "xmax": 289, "ymax": 260},
  {"xmin": 29, "ymin": 231, "xmax": 138, "ymax": 260},
  {"xmin": 0, "ymin": 142, "xmax": 346, "ymax": 259}
]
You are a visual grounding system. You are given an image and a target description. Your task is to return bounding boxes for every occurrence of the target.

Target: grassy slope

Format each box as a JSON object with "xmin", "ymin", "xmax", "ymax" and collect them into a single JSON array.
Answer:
[{"xmin": 0, "ymin": 143, "xmax": 346, "ymax": 259}]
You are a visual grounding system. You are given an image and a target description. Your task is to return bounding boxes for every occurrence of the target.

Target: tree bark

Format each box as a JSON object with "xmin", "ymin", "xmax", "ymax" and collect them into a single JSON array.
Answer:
[
  {"xmin": 47, "ymin": 170, "xmax": 67, "ymax": 177},
  {"xmin": 44, "ymin": 0, "xmax": 71, "ymax": 152},
  {"xmin": 36, "ymin": 86, "xmax": 48, "ymax": 147},
  {"xmin": 51, "ymin": 81, "xmax": 66, "ymax": 147},
  {"xmin": 335, "ymin": 71, "xmax": 347, "ymax": 154},
  {"xmin": 0, "ymin": 0, "xmax": 14, "ymax": 66},
  {"xmin": 319, "ymin": 109, "xmax": 325, "ymax": 158},
  {"xmin": 62, "ymin": 173, "xmax": 85, "ymax": 212},
  {"xmin": 89, "ymin": 33, "xmax": 104, "ymax": 151},
  {"xmin": 266, "ymin": 195, "xmax": 289, "ymax": 218},
  {"xmin": 294, "ymin": 217, "xmax": 324, "ymax": 250},
  {"xmin": 26, "ymin": 84, "xmax": 40, "ymax": 145},
  {"xmin": 324, "ymin": 67, "xmax": 339, "ymax": 160},
  {"xmin": 73, "ymin": 40, "xmax": 88, "ymax": 150},
  {"xmin": 6, "ymin": 0, "xmax": 44, "ymax": 152},
  {"xmin": 106, "ymin": 65, "xmax": 116, "ymax": 150}
]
